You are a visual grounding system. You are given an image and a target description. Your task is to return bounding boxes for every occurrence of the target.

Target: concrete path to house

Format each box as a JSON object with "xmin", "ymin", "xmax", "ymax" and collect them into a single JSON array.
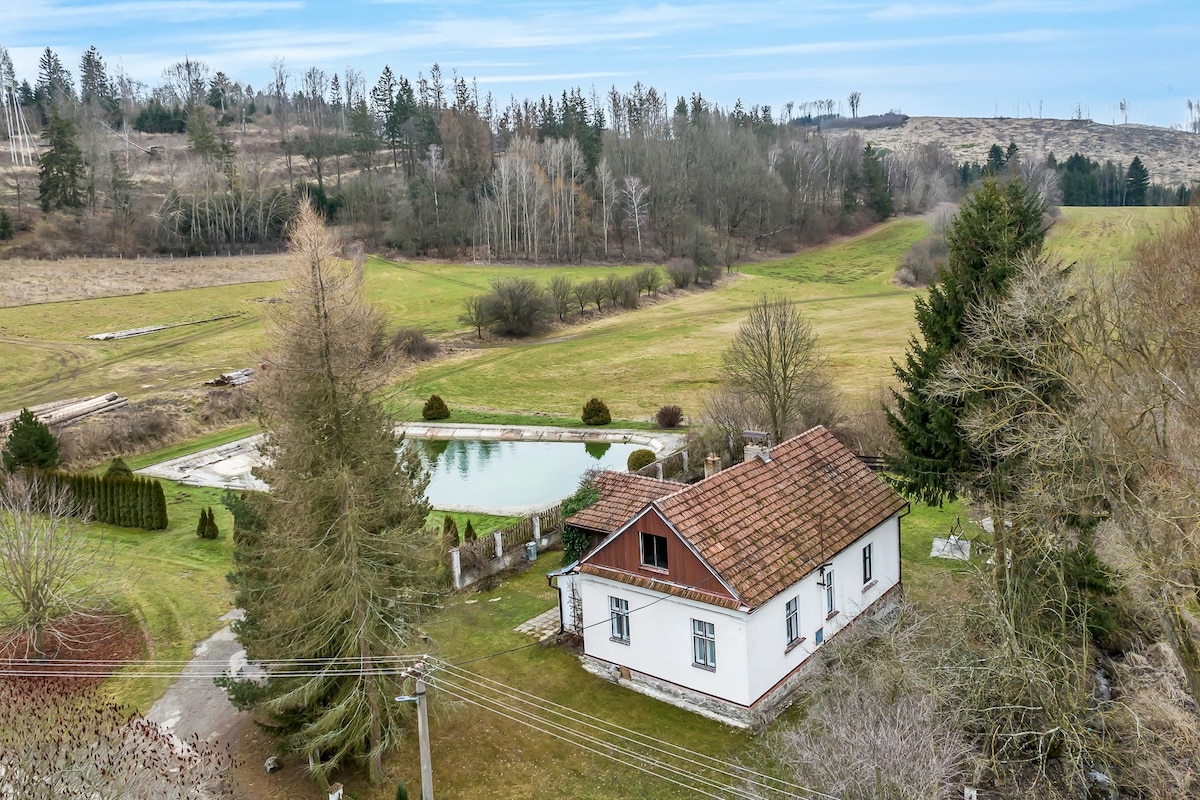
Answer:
[{"xmin": 146, "ymin": 609, "xmax": 264, "ymax": 750}]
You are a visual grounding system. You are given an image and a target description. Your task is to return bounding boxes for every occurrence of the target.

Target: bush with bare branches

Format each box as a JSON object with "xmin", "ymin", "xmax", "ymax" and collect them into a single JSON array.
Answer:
[{"xmin": 0, "ymin": 678, "xmax": 236, "ymax": 798}]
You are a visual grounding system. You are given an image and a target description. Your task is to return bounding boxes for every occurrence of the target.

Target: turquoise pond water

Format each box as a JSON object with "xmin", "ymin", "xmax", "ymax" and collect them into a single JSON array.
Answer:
[{"xmin": 410, "ymin": 438, "xmax": 644, "ymax": 511}]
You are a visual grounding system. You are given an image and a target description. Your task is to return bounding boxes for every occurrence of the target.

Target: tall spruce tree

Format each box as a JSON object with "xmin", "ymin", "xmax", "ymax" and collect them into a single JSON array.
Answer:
[
  {"xmin": 2, "ymin": 408, "xmax": 60, "ymax": 472},
  {"xmin": 226, "ymin": 204, "xmax": 436, "ymax": 784},
  {"xmin": 37, "ymin": 109, "xmax": 85, "ymax": 213},
  {"xmin": 885, "ymin": 178, "xmax": 1046, "ymax": 506},
  {"xmin": 1125, "ymin": 156, "xmax": 1150, "ymax": 206}
]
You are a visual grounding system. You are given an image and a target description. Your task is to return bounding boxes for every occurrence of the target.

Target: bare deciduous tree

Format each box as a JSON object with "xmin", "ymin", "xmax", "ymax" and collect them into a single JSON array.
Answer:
[
  {"xmin": 622, "ymin": 174, "xmax": 649, "ymax": 255},
  {"xmin": 718, "ymin": 295, "xmax": 834, "ymax": 445},
  {"xmin": 0, "ymin": 472, "xmax": 113, "ymax": 656}
]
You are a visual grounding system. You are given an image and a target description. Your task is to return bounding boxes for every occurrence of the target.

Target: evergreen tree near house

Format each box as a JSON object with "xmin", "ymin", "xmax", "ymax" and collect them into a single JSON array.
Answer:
[
  {"xmin": 885, "ymin": 178, "xmax": 1046, "ymax": 506},
  {"xmin": 224, "ymin": 204, "xmax": 436, "ymax": 785},
  {"xmin": 2, "ymin": 408, "xmax": 60, "ymax": 472},
  {"xmin": 37, "ymin": 109, "xmax": 85, "ymax": 213}
]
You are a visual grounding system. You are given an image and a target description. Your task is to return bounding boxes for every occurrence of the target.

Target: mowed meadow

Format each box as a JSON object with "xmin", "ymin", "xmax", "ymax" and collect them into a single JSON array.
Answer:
[{"xmin": 0, "ymin": 207, "xmax": 1173, "ymax": 420}]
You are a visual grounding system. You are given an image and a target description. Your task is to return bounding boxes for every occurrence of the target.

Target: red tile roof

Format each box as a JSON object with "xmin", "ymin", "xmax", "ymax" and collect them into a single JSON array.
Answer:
[
  {"xmin": 566, "ymin": 471, "xmax": 685, "ymax": 534},
  {"xmin": 651, "ymin": 426, "xmax": 907, "ymax": 608}
]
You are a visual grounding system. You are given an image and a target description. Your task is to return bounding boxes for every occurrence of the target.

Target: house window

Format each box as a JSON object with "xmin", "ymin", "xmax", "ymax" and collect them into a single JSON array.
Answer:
[
  {"xmin": 824, "ymin": 567, "xmax": 836, "ymax": 616},
  {"xmin": 609, "ymin": 596, "xmax": 630, "ymax": 643},
  {"xmin": 692, "ymin": 619, "xmax": 716, "ymax": 670},
  {"xmin": 862, "ymin": 543, "xmax": 873, "ymax": 585},
  {"xmin": 640, "ymin": 532, "xmax": 669, "ymax": 571},
  {"xmin": 785, "ymin": 597, "xmax": 800, "ymax": 646}
]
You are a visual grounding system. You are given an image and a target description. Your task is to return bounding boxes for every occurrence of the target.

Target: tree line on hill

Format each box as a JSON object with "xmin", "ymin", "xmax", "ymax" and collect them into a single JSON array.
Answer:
[
  {"xmin": 959, "ymin": 141, "xmax": 1190, "ymax": 206},
  {"xmin": 2, "ymin": 44, "xmax": 947, "ymax": 260}
]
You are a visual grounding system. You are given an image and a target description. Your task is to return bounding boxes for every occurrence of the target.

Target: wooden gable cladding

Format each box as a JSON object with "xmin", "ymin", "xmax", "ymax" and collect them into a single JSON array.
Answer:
[{"xmin": 583, "ymin": 506, "xmax": 737, "ymax": 603}]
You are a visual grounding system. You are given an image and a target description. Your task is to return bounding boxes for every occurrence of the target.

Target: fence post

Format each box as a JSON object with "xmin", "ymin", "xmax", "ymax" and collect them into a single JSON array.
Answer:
[
  {"xmin": 493, "ymin": 530, "xmax": 503, "ymax": 559},
  {"xmin": 681, "ymin": 451, "xmax": 689, "ymax": 473},
  {"xmin": 451, "ymin": 548, "xmax": 462, "ymax": 589},
  {"xmin": 655, "ymin": 462, "xmax": 663, "ymax": 480},
  {"xmin": 533, "ymin": 515, "xmax": 541, "ymax": 543}
]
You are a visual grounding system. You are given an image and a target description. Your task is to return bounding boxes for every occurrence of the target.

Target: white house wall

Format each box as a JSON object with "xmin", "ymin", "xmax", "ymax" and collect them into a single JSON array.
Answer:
[
  {"xmin": 744, "ymin": 514, "xmax": 902, "ymax": 702},
  {"xmin": 579, "ymin": 574, "xmax": 754, "ymax": 707}
]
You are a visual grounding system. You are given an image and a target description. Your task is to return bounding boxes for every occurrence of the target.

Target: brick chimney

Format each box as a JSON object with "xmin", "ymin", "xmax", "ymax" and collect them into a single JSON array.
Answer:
[{"xmin": 704, "ymin": 453, "xmax": 721, "ymax": 479}]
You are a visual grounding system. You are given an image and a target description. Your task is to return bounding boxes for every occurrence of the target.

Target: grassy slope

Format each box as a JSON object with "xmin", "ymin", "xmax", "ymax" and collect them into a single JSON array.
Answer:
[
  {"xmin": 1, "ymin": 208, "xmax": 1168, "ymax": 794},
  {"xmin": 1, "ymin": 208, "xmax": 1160, "ymax": 415},
  {"xmin": 402, "ymin": 220, "xmax": 930, "ymax": 421}
]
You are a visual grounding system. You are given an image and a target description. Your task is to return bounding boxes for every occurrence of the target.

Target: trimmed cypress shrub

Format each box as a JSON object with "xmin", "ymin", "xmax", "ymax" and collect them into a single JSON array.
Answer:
[
  {"xmin": 463, "ymin": 519, "xmax": 477, "ymax": 542},
  {"xmin": 581, "ymin": 398, "xmax": 611, "ymax": 426},
  {"xmin": 441, "ymin": 514, "xmax": 460, "ymax": 551},
  {"xmin": 422, "ymin": 394, "xmax": 450, "ymax": 421},
  {"xmin": 104, "ymin": 457, "xmax": 133, "ymax": 480}
]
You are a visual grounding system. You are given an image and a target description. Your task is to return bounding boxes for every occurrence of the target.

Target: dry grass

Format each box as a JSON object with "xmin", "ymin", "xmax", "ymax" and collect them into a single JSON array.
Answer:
[
  {"xmin": 846, "ymin": 116, "xmax": 1200, "ymax": 187},
  {"xmin": 0, "ymin": 253, "xmax": 292, "ymax": 308}
]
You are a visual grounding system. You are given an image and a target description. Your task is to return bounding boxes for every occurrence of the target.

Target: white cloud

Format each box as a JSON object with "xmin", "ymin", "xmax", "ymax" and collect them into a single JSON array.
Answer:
[{"xmin": 696, "ymin": 28, "xmax": 1068, "ymax": 59}]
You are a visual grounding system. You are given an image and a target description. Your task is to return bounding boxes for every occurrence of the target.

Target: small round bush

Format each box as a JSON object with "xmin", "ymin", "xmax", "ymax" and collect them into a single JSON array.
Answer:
[
  {"xmin": 422, "ymin": 394, "xmax": 450, "ymax": 421},
  {"xmin": 655, "ymin": 405, "xmax": 683, "ymax": 428},
  {"xmin": 581, "ymin": 398, "xmax": 611, "ymax": 426},
  {"xmin": 627, "ymin": 448, "xmax": 656, "ymax": 472}
]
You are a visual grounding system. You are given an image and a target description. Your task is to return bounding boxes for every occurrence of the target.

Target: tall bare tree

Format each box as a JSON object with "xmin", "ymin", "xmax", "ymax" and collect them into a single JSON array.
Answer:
[
  {"xmin": 719, "ymin": 295, "xmax": 834, "ymax": 445},
  {"xmin": 227, "ymin": 204, "xmax": 437, "ymax": 784}
]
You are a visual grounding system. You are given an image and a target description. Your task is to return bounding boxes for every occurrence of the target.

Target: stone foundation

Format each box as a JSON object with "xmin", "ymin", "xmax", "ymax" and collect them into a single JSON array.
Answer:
[{"xmin": 580, "ymin": 582, "xmax": 905, "ymax": 729}]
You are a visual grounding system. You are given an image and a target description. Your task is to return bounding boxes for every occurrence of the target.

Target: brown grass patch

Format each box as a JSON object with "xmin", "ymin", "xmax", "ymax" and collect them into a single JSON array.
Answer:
[{"xmin": 0, "ymin": 252, "xmax": 291, "ymax": 308}]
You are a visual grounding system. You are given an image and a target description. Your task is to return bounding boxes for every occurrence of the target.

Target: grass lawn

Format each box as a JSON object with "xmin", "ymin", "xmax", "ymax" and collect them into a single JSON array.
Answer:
[
  {"xmin": 80, "ymin": 481, "xmax": 236, "ymax": 710},
  {"xmin": 1043, "ymin": 206, "xmax": 1176, "ymax": 270},
  {"xmin": 1, "ymin": 208, "xmax": 1170, "ymax": 417}
]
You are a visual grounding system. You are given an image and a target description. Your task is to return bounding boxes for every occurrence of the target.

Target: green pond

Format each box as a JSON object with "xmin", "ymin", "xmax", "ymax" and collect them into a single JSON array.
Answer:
[{"xmin": 412, "ymin": 438, "xmax": 644, "ymax": 511}]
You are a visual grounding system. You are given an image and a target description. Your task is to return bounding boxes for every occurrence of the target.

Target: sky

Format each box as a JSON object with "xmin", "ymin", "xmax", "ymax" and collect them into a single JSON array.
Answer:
[{"xmin": 4, "ymin": 0, "xmax": 1197, "ymax": 128}]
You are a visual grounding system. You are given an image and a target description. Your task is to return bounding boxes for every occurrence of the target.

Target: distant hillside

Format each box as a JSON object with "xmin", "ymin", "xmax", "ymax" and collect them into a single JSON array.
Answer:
[{"xmin": 837, "ymin": 116, "xmax": 1200, "ymax": 188}]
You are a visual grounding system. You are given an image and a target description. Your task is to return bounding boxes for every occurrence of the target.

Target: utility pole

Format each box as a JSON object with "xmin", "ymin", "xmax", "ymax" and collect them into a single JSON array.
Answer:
[{"xmin": 397, "ymin": 660, "xmax": 434, "ymax": 800}]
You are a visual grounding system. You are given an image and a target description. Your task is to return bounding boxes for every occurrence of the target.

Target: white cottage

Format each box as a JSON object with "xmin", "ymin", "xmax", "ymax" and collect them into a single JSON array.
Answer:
[{"xmin": 553, "ymin": 426, "xmax": 908, "ymax": 726}]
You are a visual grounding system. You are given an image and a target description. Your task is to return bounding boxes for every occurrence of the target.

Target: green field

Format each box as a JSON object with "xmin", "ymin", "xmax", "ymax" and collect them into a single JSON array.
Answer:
[
  {"xmin": 1, "ymin": 208, "xmax": 1167, "ymax": 421},
  {"xmin": 3, "ymin": 207, "xmax": 1161, "ymax": 798}
]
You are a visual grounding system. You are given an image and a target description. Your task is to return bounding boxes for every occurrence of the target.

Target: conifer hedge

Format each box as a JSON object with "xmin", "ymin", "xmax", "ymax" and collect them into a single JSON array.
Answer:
[{"xmin": 43, "ymin": 470, "xmax": 169, "ymax": 530}]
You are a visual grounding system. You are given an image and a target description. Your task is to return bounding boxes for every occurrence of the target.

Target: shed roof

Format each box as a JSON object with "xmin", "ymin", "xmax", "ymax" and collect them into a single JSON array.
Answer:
[{"xmin": 566, "ymin": 471, "xmax": 685, "ymax": 534}]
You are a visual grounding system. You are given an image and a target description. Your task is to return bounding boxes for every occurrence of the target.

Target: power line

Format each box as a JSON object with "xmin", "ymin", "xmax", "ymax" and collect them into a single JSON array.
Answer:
[
  {"xmin": 426, "ymin": 674, "xmax": 765, "ymax": 800},
  {"xmin": 430, "ymin": 658, "xmax": 833, "ymax": 800}
]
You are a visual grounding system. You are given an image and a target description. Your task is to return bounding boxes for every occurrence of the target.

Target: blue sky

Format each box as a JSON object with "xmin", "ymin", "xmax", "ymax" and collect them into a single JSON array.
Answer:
[{"xmin": 5, "ymin": 0, "xmax": 1196, "ymax": 127}]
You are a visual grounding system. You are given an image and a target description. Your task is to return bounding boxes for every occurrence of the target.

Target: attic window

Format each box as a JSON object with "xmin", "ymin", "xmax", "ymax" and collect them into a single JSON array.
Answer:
[{"xmin": 640, "ymin": 532, "xmax": 669, "ymax": 571}]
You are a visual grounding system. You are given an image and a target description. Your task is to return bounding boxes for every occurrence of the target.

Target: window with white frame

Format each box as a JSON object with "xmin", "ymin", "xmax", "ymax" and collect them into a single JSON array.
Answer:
[
  {"xmin": 692, "ymin": 619, "xmax": 716, "ymax": 669},
  {"xmin": 862, "ymin": 542, "xmax": 873, "ymax": 585},
  {"xmin": 824, "ymin": 567, "xmax": 836, "ymax": 615},
  {"xmin": 785, "ymin": 596, "xmax": 800, "ymax": 646},
  {"xmin": 640, "ymin": 532, "xmax": 669, "ymax": 570},
  {"xmin": 609, "ymin": 596, "xmax": 630, "ymax": 643}
]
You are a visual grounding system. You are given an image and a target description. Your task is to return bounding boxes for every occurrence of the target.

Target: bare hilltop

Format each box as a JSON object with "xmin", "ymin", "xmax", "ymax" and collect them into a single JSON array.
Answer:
[{"xmin": 839, "ymin": 116, "xmax": 1200, "ymax": 188}]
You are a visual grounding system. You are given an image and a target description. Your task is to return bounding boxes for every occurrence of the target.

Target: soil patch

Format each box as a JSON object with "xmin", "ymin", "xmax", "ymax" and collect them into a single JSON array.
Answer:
[{"xmin": 0, "ymin": 613, "xmax": 144, "ymax": 692}]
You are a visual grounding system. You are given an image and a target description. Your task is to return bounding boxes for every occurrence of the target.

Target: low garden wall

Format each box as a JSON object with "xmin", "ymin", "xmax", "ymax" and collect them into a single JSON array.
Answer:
[{"xmin": 449, "ymin": 504, "xmax": 564, "ymax": 590}]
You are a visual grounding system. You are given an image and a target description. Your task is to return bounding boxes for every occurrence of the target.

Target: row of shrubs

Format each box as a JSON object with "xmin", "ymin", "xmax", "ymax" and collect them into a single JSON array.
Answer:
[
  {"xmin": 45, "ymin": 463, "xmax": 169, "ymax": 530},
  {"xmin": 423, "ymin": 394, "xmax": 683, "ymax": 430},
  {"xmin": 461, "ymin": 263, "xmax": 718, "ymax": 339}
]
